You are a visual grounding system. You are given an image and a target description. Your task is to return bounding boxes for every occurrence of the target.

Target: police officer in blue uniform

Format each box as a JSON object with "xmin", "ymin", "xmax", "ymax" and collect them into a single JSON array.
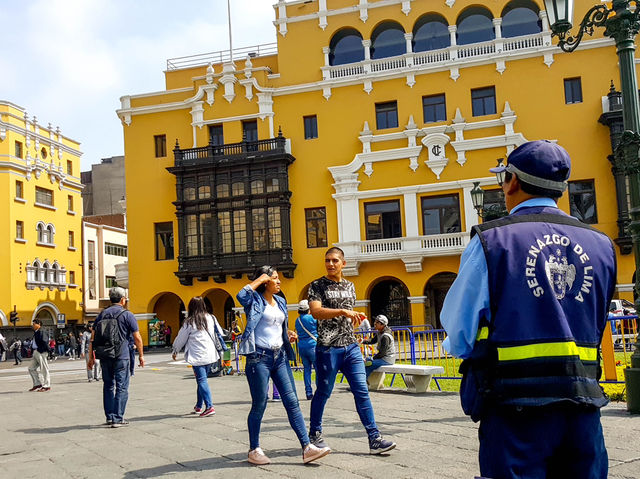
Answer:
[{"xmin": 441, "ymin": 140, "xmax": 616, "ymax": 479}]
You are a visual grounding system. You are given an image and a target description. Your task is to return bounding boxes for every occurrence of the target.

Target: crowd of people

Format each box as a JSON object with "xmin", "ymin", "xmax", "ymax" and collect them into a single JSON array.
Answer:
[{"xmin": 4, "ymin": 139, "xmax": 624, "ymax": 476}]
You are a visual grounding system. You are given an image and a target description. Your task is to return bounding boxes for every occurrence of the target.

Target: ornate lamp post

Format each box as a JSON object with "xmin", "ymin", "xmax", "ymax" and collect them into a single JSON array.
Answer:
[
  {"xmin": 544, "ymin": 0, "xmax": 640, "ymax": 413},
  {"xmin": 471, "ymin": 159, "xmax": 508, "ymax": 219}
]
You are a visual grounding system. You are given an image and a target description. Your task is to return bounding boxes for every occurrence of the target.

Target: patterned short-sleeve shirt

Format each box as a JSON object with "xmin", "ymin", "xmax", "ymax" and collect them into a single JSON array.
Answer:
[{"xmin": 308, "ymin": 276, "xmax": 357, "ymax": 347}]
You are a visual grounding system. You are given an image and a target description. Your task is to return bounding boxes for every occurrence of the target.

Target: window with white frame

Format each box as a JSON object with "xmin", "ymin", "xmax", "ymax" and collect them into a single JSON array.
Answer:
[
  {"xmin": 36, "ymin": 222, "xmax": 56, "ymax": 245},
  {"xmin": 26, "ymin": 259, "xmax": 67, "ymax": 291}
]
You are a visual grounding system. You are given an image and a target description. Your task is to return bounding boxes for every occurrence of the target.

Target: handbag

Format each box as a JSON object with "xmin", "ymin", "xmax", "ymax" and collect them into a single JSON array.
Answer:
[
  {"xmin": 296, "ymin": 318, "xmax": 317, "ymax": 342},
  {"xmin": 205, "ymin": 316, "xmax": 225, "ymax": 355}
]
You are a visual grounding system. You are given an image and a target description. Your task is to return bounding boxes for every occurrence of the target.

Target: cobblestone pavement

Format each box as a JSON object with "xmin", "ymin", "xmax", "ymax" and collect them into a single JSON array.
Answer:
[{"xmin": 0, "ymin": 354, "xmax": 639, "ymax": 478}]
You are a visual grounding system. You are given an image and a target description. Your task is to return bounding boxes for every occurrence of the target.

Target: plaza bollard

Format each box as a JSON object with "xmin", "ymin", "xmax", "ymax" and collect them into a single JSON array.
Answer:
[{"xmin": 625, "ymin": 344, "xmax": 640, "ymax": 414}]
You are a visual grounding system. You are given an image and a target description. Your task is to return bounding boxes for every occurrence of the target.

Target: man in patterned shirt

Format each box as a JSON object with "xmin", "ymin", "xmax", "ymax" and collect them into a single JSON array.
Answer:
[{"xmin": 307, "ymin": 247, "xmax": 396, "ymax": 455}]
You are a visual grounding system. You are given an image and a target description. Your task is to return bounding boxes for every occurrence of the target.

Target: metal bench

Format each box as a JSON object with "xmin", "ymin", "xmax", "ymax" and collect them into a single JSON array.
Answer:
[{"xmin": 367, "ymin": 364, "xmax": 445, "ymax": 393}]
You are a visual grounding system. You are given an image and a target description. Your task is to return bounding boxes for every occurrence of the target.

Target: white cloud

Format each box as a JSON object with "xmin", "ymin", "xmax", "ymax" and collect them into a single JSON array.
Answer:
[{"xmin": 1, "ymin": 0, "xmax": 277, "ymax": 169}]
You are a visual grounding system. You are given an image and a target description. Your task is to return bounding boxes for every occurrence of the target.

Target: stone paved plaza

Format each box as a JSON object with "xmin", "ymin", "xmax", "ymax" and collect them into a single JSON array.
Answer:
[{"xmin": 1, "ymin": 353, "xmax": 639, "ymax": 478}]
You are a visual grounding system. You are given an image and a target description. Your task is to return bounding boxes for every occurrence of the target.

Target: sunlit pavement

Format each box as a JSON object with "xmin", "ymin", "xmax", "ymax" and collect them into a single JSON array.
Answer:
[{"xmin": 0, "ymin": 353, "xmax": 638, "ymax": 478}]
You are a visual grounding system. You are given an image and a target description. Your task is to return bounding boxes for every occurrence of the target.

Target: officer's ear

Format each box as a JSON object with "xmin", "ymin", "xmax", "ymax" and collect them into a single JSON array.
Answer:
[{"xmin": 504, "ymin": 174, "xmax": 520, "ymax": 196}]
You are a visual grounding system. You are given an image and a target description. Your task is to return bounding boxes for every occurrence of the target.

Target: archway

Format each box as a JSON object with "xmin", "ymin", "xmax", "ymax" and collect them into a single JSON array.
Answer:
[
  {"xmin": 423, "ymin": 272, "xmax": 457, "ymax": 329},
  {"xmin": 456, "ymin": 6, "xmax": 495, "ymax": 45},
  {"xmin": 369, "ymin": 278, "xmax": 410, "ymax": 326},
  {"xmin": 203, "ymin": 288, "xmax": 236, "ymax": 330},
  {"xmin": 150, "ymin": 292, "xmax": 185, "ymax": 347},
  {"xmin": 329, "ymin": 28, "xmax": 364, "ymax": 65}
]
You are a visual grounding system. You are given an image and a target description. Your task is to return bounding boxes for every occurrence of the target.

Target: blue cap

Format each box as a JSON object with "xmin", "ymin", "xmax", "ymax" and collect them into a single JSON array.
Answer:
[{"xmin": 490, "ymin": 140, "xmax": 571, "ymax": 192}]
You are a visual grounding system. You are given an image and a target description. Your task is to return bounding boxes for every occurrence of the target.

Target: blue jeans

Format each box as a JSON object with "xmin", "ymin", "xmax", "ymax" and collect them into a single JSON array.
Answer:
[
  {"xmin": 298, "ymin": 346, "xmax": 316, "ymax": 397},
  {"xmin": 192, "ymin": 364, "xmax": 213, "ymax": 409},
  {"xmin": 101, "ymin": 358, "xmax": 131, "ymax": 423},
  {"xmin": 245, "ymin": 348, "xmax": 309, "ymax": 450},
  {"xmin": 365, "ymin": 358, "xmax": 392, "ymax": 379},
  {"xmin": 310, "ymin": 343, "xmax": 380, "ymax": 441}
]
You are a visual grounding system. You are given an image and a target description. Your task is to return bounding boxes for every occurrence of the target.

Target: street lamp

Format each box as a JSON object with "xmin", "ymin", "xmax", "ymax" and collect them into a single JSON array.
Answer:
[
  {"xmin": 544, "ymin": 0, "xmax": 640, "ymax": 413},
  {"xmin": 471, "ymin": 159, "xmax": 509, "ymax": 219}
]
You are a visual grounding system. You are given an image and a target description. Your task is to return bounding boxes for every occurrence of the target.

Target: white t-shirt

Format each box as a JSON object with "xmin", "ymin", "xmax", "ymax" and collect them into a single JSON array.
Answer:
[{"xmin": 254, "ymin": 303, "xmax": 285, "ymax": 350}]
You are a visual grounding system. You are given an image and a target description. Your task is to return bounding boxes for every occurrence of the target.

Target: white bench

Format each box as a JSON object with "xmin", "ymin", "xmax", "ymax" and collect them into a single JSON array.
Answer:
[{"xmin": 367, "ymin": 364, "xmax": 445, "ymax": 393}]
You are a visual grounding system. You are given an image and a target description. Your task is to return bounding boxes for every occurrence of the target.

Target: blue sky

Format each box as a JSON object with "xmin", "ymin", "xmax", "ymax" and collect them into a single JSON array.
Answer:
[{"xmin": 0, "ymin": 0, "xmax": 276, "ymax": 170}]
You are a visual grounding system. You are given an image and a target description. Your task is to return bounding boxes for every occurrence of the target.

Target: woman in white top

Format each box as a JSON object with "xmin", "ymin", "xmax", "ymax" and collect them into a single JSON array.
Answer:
[
  {"xmin": 172, "ymin": 297, "xmax": 225, "ymax": 417},
  {"xmin": 236, "ymin": 265, "xmax": 330, "ymax": 465}
]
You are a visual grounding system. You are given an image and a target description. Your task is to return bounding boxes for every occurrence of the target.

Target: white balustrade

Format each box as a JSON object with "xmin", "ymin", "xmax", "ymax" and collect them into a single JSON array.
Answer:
[
  {"xmin": 323, "ymin": 32, "xmax": 545, "ymax": 80},
  {"xmin": 457, "ymin": 40, "xmax": 496, "ymax": 59},
  {"xmin": 503, "ymin": 33, "xmax": 544, "ymax": 52}
]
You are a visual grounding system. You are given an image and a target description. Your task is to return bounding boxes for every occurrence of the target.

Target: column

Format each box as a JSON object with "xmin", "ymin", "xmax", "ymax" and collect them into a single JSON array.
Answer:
[
  {"xmin": 363, "ymin": 39, "xmax": 371, "ymax": 60},
  {"xmin": 448, "ymin": 25, "xmax": 458, "ymax": 60},
  {"xmin": 404, "ymin": 32, "xmax": 413, "ymax": 54},
  {"xmin": 493, "ymin": 17, "xmax": 502, "ymax": 39}
]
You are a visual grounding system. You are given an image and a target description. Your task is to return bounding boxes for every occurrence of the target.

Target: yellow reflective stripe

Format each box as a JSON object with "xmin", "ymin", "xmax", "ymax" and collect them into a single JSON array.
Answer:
[
  {"xmin": 497, "ymin": 342, "xmax": 598, "ymax": 362},
  {"xmin": 476, "ymin": 327, "xmax": 489, "ymax": 341}
]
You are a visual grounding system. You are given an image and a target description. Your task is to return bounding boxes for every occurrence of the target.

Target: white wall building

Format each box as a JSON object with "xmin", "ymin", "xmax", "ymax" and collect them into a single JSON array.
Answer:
[{"xmin": 83, "ymin": 220, "xmax": 128, "ymax": 320}]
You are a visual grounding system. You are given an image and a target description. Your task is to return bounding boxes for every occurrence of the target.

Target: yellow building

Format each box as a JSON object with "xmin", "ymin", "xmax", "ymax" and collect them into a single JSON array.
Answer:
[
  {"xmin": 117, "ymin": 0, "xmax": 634, "ymax": 345},
  {"xmin": 0, "ymin": 100, "xmax": 83, "ymax": 337}
]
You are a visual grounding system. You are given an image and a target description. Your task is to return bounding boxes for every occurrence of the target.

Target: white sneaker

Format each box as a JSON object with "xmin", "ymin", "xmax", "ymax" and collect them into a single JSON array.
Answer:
[
  {"xmin": 303, "ymin": 443, "xmax": 331, "ymax": 464},
  {"xmin": 248, "ymin": 447, "xmax": 270, "ymax": 465}
]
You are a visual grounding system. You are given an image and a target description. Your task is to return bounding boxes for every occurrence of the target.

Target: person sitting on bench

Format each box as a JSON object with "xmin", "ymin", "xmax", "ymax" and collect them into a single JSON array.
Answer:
[{"xmin": 360, "ymin": 315, "xmax": 395, "ymax": 379}]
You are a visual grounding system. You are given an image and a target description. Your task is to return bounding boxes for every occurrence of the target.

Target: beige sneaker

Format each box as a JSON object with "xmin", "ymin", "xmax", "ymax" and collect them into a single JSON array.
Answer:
[
  {"xmin": 303, "ymin": 443, "xmax": 331, "ymax": 464},
  {"xmin": 248, "ymin": 447, "xmax": 271, "ymax": 465}
]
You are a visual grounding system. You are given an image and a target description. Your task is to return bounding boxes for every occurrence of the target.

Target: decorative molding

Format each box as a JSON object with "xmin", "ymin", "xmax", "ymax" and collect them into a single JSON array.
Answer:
[
  {"xmin": 31, "ymin": 302, "xmax": 62, "ymax": 322},
  {"xmin": 421, "ymin": 132, "xmax": 450, "ymax": 179}
]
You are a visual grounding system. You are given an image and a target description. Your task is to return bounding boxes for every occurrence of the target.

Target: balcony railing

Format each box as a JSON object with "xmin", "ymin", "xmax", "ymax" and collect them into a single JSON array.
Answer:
[
  {"xmin": 337, "ymin": 232, "xmax": 469, "ymax": 274},
  {"xmin": 322, "ymin": 32, "xmax": 548, "ymax": 80},
  {"xmin": 174, "ymin": 135, "xmax": 288, "ymax": 166}
]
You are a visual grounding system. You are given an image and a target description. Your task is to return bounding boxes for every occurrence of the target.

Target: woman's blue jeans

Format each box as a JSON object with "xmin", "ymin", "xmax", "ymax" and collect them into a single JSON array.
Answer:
[
  {"xmin": 310, "ymin": 343, "xmax": 380, "ymax": 441},
  {"xmin": 245, "ymin": 348, "xmax": 309, "ymax": 450},
  {"xmin": 192, "ymin": 364, "xmax": 213, "ymax": 409},
  {"xmin": 298, "ymin": 346, "xmax": 316, "ymax": 397}
]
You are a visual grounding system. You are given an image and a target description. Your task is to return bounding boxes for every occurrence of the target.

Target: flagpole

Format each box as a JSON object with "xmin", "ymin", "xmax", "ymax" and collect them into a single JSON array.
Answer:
[{"xmin": 227, "ymin": 0, "xmax": 233, "ymax": 62}]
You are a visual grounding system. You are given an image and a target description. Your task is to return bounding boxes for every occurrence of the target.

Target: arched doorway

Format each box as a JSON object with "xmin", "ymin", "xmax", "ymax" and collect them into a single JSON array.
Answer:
[
  {"xmin": 369, "ymin": 278, "xmax": 410, "ymax": 326},
  {"xmin": 33, "ymin": 303, "xmax": 59, "ymax": 341},
  {"xmin": 424, "ymin": 272, "xmax": 457, "ymax": 329},
  {"xmin": 150, "ymin": 293, "xmax": 185, "ymax": 347},
  {"xmin": 203, "ymin": 289, "xmax": 236, "ymax": 330}
]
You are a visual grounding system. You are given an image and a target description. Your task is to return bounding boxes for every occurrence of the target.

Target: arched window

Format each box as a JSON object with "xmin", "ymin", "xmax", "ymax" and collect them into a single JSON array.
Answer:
[
  {"xmin": 501, "ymin": 0, "xmax": 541, "ymax": 37},
  {"xmin": 51, "ymin": 263, "xmax": 59, "ymax": 284},
  {"xmin": 329, "ymin": 28, "xmax": 364, "ymax": 65},
  {"xmin": 47, "ymin": 224, "xmax": 55, "ymax": 244},
  {"xmin": 413, "ymin": 14, "xmax": 450, "ymax": 52},
  {"xmin": 456, "ymin": 7, "xmax": 495, "ymax": 45},
  {"xmin": 43, "ymin": 261, "xmax": 51, "ymax": 283},
  {"xmin": 371, "ymin": 22, "xmax": 406, "ymax": 59},
  {"xmin": 36, "ymin": 222, "xmax": 46, "ymax": 243},
  {"xmin": 32, "ymin": 260, "xmax": 42, "ymax": 282}
]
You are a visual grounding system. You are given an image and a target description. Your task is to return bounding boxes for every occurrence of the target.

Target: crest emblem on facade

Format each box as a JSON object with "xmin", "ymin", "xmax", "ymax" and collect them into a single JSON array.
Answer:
[{"xmin": 544, "ymin": 249, "xmax": 576, "ymax": 300}]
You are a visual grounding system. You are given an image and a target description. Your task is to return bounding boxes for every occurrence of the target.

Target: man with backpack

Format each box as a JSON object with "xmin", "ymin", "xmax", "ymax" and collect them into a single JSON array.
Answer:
[{"xmin": 88, "ymin": 287, "xmax": 144, "ymax": 427}]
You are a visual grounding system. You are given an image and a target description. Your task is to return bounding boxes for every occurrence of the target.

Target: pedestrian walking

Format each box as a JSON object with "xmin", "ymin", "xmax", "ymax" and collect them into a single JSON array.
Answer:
[
  {"xmin": 165, "ymin": 324, "xmax": 172, "ymax": 347},
  {"xmin": 307, "ymin": 247, "xmax": 396, "ymax": 455},
  {"xmin": 88, "ymin": 287, "xmax": 145, "ymax": 427},
  {"xmin": 237, "ymin": 266, "xmax": 331, "ymax": 465},
  {"xmin": 10, "ymin": 338, "xmax": 22, "ymax": 365},
  {"xmin": 27, "ymin": 319, "xmax": 51, "ymax": 392},
  {"xmin": 81, "ymin": 326, "xmax": 100, "ymax": 382},
  {"xmin": 294, "ymin": 299, "xmax": 317, "ymax": 400},
  {"xmin": 68, "ymin": 333, "xmax": 77, "ymax": 360},
  {"xmin": 360, "ymin": 315, "xmax": 396, "ymax": 380},
  {"xmin": 441, "ymin": 140, "xmax": 617, "ymax": 479},
  {"xmin": 171, "ymin": 297, "xmax": 226, "ymax": 417},
  {"xmin": 48, "ymin": 337, "xmax": 56, "ymax": 361}
]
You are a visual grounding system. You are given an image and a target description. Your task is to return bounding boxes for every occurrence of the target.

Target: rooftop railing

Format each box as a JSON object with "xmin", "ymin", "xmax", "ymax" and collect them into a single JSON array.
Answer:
[{"xmin": 166, "ymin": 42, "xmax": 278, "ymax": 71}]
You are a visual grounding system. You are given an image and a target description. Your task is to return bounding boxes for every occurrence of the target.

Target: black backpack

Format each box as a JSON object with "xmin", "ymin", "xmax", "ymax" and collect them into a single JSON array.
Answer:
[{"xmin": 93, "ymin": 310, "xmax": 126, "ymax": 360}]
